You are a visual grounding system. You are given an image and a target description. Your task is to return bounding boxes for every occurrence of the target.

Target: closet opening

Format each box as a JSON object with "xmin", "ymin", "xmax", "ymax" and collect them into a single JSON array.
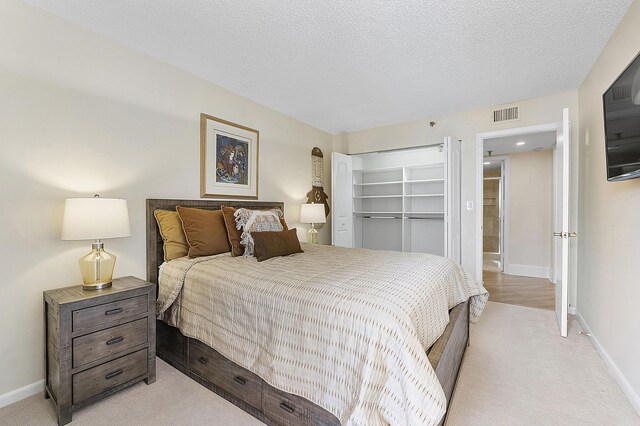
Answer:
[{"xmin": 332, "ymin": 138, "xmax": 461, "ymax": 263}]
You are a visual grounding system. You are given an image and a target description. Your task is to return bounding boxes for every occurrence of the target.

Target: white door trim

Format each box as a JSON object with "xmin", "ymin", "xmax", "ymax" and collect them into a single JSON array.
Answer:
[{"xmin": 475, "ymin": 122, "xmax": 560, "ymax": 283}]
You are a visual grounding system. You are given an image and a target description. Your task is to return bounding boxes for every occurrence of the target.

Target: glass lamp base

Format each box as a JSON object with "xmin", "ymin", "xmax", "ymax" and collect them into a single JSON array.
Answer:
[
  {"xmin": 307, "ymin": 227, "xmax": 319, "ymax": 244},
  {"xmin": 79, "ymin": 242, "xmax": 116, "ymax": 290}
]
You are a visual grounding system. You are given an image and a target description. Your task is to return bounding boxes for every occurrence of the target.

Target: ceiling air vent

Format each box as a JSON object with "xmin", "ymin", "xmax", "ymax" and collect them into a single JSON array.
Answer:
[
  {"xmin": 492, "ymin": 105, "xmax": 519, "ymax": 123},
  {"xmin": 612, "ymin": 84, "xmax": 631, "ymax": 102}
]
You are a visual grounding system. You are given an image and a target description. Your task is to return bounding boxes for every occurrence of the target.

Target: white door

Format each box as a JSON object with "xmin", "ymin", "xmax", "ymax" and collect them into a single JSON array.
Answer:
[
  {"xmin": 554, "ymin": 108, "xmax": 572, "ymax": 337},
  {"xmin": 331, "ymin": 153, "xmax": 353, "ymax": 247},
  {"xmin": 445, "ymin": 137, "xmax": 462, "ymax": 263}
]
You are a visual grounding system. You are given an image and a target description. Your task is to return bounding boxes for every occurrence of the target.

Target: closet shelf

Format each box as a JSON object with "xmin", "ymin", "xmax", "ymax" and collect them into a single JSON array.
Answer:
[
  {"xmin": 404, "ymin": 194, "xmax": 444, "ymax": 198},
  {"xmin": 405, "ymin": 178, "xmax": 445, "ymax": 183},
  {"xmin": 354, "ymin": 211, "xmax": 403, "ymax": 215},
  {"xmin": 353, "ymin": 195, "xmax": 402, "ymax": 199},
  {"xmin": 404, "ymin": 211, "xmax": 445, "ymax": 215},
  {"xmin": 353, "ymin": 181, "xmax": 403, "ymax": 186},
  {"xmin": 353, "ymin": 166, "xmax": 403, "ymax": 173},
  {"xmin": 406, "ymin": 163, "xmax": 444, "ymax": 170}
]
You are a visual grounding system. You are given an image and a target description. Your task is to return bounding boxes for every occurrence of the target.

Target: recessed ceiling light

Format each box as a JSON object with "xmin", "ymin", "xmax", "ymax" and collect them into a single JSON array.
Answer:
[
  {"xmin": 516, "ymin": 141, "xmax": 526, "ymax": 146},
  {"xmin": 483, "ymin": 161, "xmax": 491, "ymax": 165}
]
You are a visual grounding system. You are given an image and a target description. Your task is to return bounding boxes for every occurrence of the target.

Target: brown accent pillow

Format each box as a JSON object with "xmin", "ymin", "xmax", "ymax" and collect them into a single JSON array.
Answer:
[
  {"xmin": 154, "ymin": 209, "xmax": 189, "ymax": 261},
  {"xmin": 252, "ymin": 228, "xmax": 303, "ymax": 262},
  {"xmin": 221, "ymin": 206, "xmax": 288, "ymax": 257},
  {"xmin": 221, "ymin": 206, "xmax": 244, "ymax": 257},
  {"xmin": 176, "ymin": 206, "xmax": 231, "ymax": 258}
]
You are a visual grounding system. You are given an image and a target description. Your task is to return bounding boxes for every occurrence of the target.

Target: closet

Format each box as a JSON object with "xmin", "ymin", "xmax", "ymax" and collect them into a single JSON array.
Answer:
[{"xmin": 331, "ymin": 138, "xmax": 461, "ymax": 262}]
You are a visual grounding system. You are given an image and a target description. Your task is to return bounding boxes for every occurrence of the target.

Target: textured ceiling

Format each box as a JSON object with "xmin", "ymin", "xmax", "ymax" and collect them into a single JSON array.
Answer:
[{"xmin": 22, "ymin": 0, "xmax": 634, "ymax": 133}]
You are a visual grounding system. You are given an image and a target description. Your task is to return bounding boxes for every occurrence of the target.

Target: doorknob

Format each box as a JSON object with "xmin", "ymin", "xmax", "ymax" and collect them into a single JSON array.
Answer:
[
  {"xmin": 568, "ymin": 232, "xmax": 577, "ymax": 238},
  {"xmin": 553, "ymin": 232, "xmax": 563, "ymax": 237}
]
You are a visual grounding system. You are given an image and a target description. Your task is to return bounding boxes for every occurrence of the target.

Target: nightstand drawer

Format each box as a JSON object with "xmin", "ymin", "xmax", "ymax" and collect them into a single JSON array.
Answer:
[
  {"xmin": 72, "ymin": 295, "xmax": 147, "ymax": 332},
  {"xmin": 189, "ymin": 339, "xmax": 262, "ymax": 410},
  {"xmin": 72, "ymin": 348, "xmax": 148, "ymax": 404},
  {"xmin": 73, "ymin": 318, "xmax": 148, "ymax": 368}
]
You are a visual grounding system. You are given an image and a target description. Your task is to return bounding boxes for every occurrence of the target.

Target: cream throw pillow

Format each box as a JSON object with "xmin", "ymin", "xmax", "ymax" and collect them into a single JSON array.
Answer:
[{"xmin": 234, "ymin": 208, "xmax": 284, "ymax": 257}]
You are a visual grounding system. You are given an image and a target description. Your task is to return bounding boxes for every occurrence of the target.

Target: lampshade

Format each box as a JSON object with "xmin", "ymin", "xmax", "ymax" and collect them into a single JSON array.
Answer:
[
  {"xmin": 61, "ymin": 197, "xmax": 131, "ymax": 240},
  {"xmin": 300, "ymin": 203, "xmax": 326, "ymax": 224}
]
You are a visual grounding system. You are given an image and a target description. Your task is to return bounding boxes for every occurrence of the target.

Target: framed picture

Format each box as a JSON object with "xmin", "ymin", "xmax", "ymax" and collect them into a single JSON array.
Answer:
[{"xmin": 200, "ymin": 113, "xmax": 259, "ymax": 199}]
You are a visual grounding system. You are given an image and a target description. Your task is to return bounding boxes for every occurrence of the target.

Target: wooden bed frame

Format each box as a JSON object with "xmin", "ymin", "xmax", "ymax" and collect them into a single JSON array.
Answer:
[{"xmin": 146, "ymin": 198, "xmax": 469, "ymax": 426}]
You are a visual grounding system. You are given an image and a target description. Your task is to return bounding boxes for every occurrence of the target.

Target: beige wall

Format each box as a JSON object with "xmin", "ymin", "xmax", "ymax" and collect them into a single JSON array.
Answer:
[
  {"xmin": 0, "ymin": 0, "xmax": 332, "ymax": 396},
  {"xmin": 577, "ymin": 0, "xmax": 640, "ymax": 412},
  {"xmin": 506, "ymin": 150, "xmax": 553, "ymax": 274},
  {"xmin": 342, "ymin": 91, "xmax": 579, "ymax": 306}
]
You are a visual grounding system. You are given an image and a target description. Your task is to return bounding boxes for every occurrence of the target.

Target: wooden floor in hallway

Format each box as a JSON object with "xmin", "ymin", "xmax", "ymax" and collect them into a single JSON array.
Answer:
[{"xmin": 483, "ymin": 270, "xmax": 555, "ymax": 310}]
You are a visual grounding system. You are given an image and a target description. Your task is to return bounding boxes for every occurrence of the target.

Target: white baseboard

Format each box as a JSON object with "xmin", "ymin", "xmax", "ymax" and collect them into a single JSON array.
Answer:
[
  {"xmin": 576, "ymin": 310, "xmax": 640, "ymax": 417},
  {"xmin": 504, "ymin": 263, "xmax": 550, "ymax": 279},
  {"xmin": 0, "ymin": 380, "xmax": 44, "ymax": 409}
]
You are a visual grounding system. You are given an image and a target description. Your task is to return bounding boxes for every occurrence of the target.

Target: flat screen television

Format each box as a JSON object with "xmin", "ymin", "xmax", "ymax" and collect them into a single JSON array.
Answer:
[{"xmin": 603, "ymin": 52, "xmax": 640, "ymax": 182}]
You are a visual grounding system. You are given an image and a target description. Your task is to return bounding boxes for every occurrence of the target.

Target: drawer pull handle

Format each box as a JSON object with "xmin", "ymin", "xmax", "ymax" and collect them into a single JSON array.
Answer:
[
  {"xmin": 279, "ymin": 402, "xmax": 295, "ymax": 414},
  {"xmin": 105, "ymin": 369, "xmax": 123, "ymax": 380},
  {"xmin": 197, "ymin": 357, "xmax": 208, "ymax": 365},
  {"xmin": 105, "ymin": 308, "xmax": 123, "ymax": 316},
  {"xmin": 106, "ymin": 336, "xmax": 124, "ymax": 346},
  {"xmin": 233, "ymin": 376, "xmax": 246, "ymax": 385}
]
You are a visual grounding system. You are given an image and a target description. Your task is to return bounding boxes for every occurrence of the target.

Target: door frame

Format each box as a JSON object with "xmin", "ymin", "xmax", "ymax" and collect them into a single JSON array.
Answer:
[
  {"xmin": 482, "ymin": 155, "xmax": 509, "ymax": 272},
  {"xmin": 475, "ymin": 122, "xmax": 560, "ymax": 283}
]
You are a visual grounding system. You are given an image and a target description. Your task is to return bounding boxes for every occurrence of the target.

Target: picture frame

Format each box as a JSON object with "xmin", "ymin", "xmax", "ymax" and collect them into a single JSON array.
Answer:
[{"xmin": 200, "ymin": 113, "xmax": 259, "ymax": 199}]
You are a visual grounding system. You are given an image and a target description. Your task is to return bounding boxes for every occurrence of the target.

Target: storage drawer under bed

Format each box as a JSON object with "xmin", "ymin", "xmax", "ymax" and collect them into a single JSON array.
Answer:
[
  {"xmin": 262, "ymin": 381, "xmax": 339, "ymax": 426},
  {"xmin": 188, "ymin": 338, "xmax": 263, "ymax": 410}
]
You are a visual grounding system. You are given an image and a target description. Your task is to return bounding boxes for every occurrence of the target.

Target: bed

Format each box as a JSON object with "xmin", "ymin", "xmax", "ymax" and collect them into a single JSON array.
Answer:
[{"xmin": 146, "ymin": 199, "xmax": 487, "ymax": 426}]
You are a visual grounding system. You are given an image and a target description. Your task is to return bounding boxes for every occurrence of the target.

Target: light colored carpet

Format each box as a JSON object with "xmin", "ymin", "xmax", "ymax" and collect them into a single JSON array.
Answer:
[
  {"xmin": 0, "ymin": 359, "xmax": 264, "ymax": 426},
  {"xmin": 1, "ymin": 301, "xmax": 638, "ymax": 425},
  {"xmin": 447, "ymin": 302, "xmax": 640, "ymax": 425}
]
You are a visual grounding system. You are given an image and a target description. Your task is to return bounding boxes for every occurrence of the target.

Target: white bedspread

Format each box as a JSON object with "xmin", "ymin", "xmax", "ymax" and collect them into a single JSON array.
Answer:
[{"xmin": 157, "ymin": 243, "xmax": 488, "ymax": 425}]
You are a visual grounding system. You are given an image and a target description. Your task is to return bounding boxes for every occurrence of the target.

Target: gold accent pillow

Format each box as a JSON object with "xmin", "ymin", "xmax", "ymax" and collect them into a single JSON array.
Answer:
[
  {"xmin": 252, "ymin": 228, "xmax": 304, "ymax": 262},
  {"xmin": 176, "ymin": 206, "xmax": 231, "ymax": 258},
  {"xmin": 154, "ymin": 210, "xmax": 189, "ymax": 261}
]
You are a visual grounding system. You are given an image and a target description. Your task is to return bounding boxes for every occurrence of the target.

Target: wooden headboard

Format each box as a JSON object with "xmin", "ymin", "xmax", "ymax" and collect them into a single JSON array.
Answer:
[{"xmin": 146, "ymin": 199, "xmax": 285, "ymax": 285}]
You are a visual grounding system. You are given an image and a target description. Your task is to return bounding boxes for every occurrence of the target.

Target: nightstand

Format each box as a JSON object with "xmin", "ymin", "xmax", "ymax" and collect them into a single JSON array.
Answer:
[{"xmin": 43, "ymin": 276, "xmax": 156, "ymax": 425}]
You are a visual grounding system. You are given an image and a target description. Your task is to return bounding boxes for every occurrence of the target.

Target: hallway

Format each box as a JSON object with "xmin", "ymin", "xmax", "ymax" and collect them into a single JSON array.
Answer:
[{"xmin": 483, "ymin": 270, "xmax": 555, "ymax": 311}]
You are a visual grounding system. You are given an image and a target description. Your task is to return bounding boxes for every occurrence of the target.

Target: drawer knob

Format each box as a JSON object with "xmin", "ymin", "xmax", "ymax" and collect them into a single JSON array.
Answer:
[
  {"xmin": 197, "ymin": 357, "xmax": 208, "ymax": 365},
  {"xmin": 105, "ymin": 369, "xmax": 123, "ymax": 380},
  {"xmin": 279, "ymin": 402, "xmax": 295, "ymax": 414},
  {"xmin": 105, "ymin": 308, "xmax": 123, "ymax": 316},
  {"xmin": 233, "ymin": 376, "xmax": 246, "ymax": 385},
  {"xmin": 106, "ymin": 336, "xmax": 124, "ymax": 346}
]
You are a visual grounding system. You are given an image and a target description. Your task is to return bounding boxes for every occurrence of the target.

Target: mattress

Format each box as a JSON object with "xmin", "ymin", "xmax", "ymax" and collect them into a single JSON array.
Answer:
[{"xmin": 157, "ymin": 243, "xmax": 488, "ymax": 426}]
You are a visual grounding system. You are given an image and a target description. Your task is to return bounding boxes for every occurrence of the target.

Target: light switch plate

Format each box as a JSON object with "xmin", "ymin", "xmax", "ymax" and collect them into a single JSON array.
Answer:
[{"xmin": 466, "ymin": 201, "xmax": 474, "ymax": 210}]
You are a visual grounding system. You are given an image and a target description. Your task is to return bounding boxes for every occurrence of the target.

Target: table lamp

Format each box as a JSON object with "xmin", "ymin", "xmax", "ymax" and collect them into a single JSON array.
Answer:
[
  {"xmin": 300, "ymin": 203, "xmax": 326, "ymax": 244},
  {"xmin": 61, "ymin": 195, "xmax": 131, "ymax": 290}
]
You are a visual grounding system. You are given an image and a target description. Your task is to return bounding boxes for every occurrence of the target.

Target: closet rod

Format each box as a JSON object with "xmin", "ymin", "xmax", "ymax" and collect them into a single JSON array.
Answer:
[
  {"xmin": 362, "ymin": 216, "xmax": 402, "ymax": 219},
  {"xmin": 405, "ymin": 217, "xmax": 444, "ymax": 220}
]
